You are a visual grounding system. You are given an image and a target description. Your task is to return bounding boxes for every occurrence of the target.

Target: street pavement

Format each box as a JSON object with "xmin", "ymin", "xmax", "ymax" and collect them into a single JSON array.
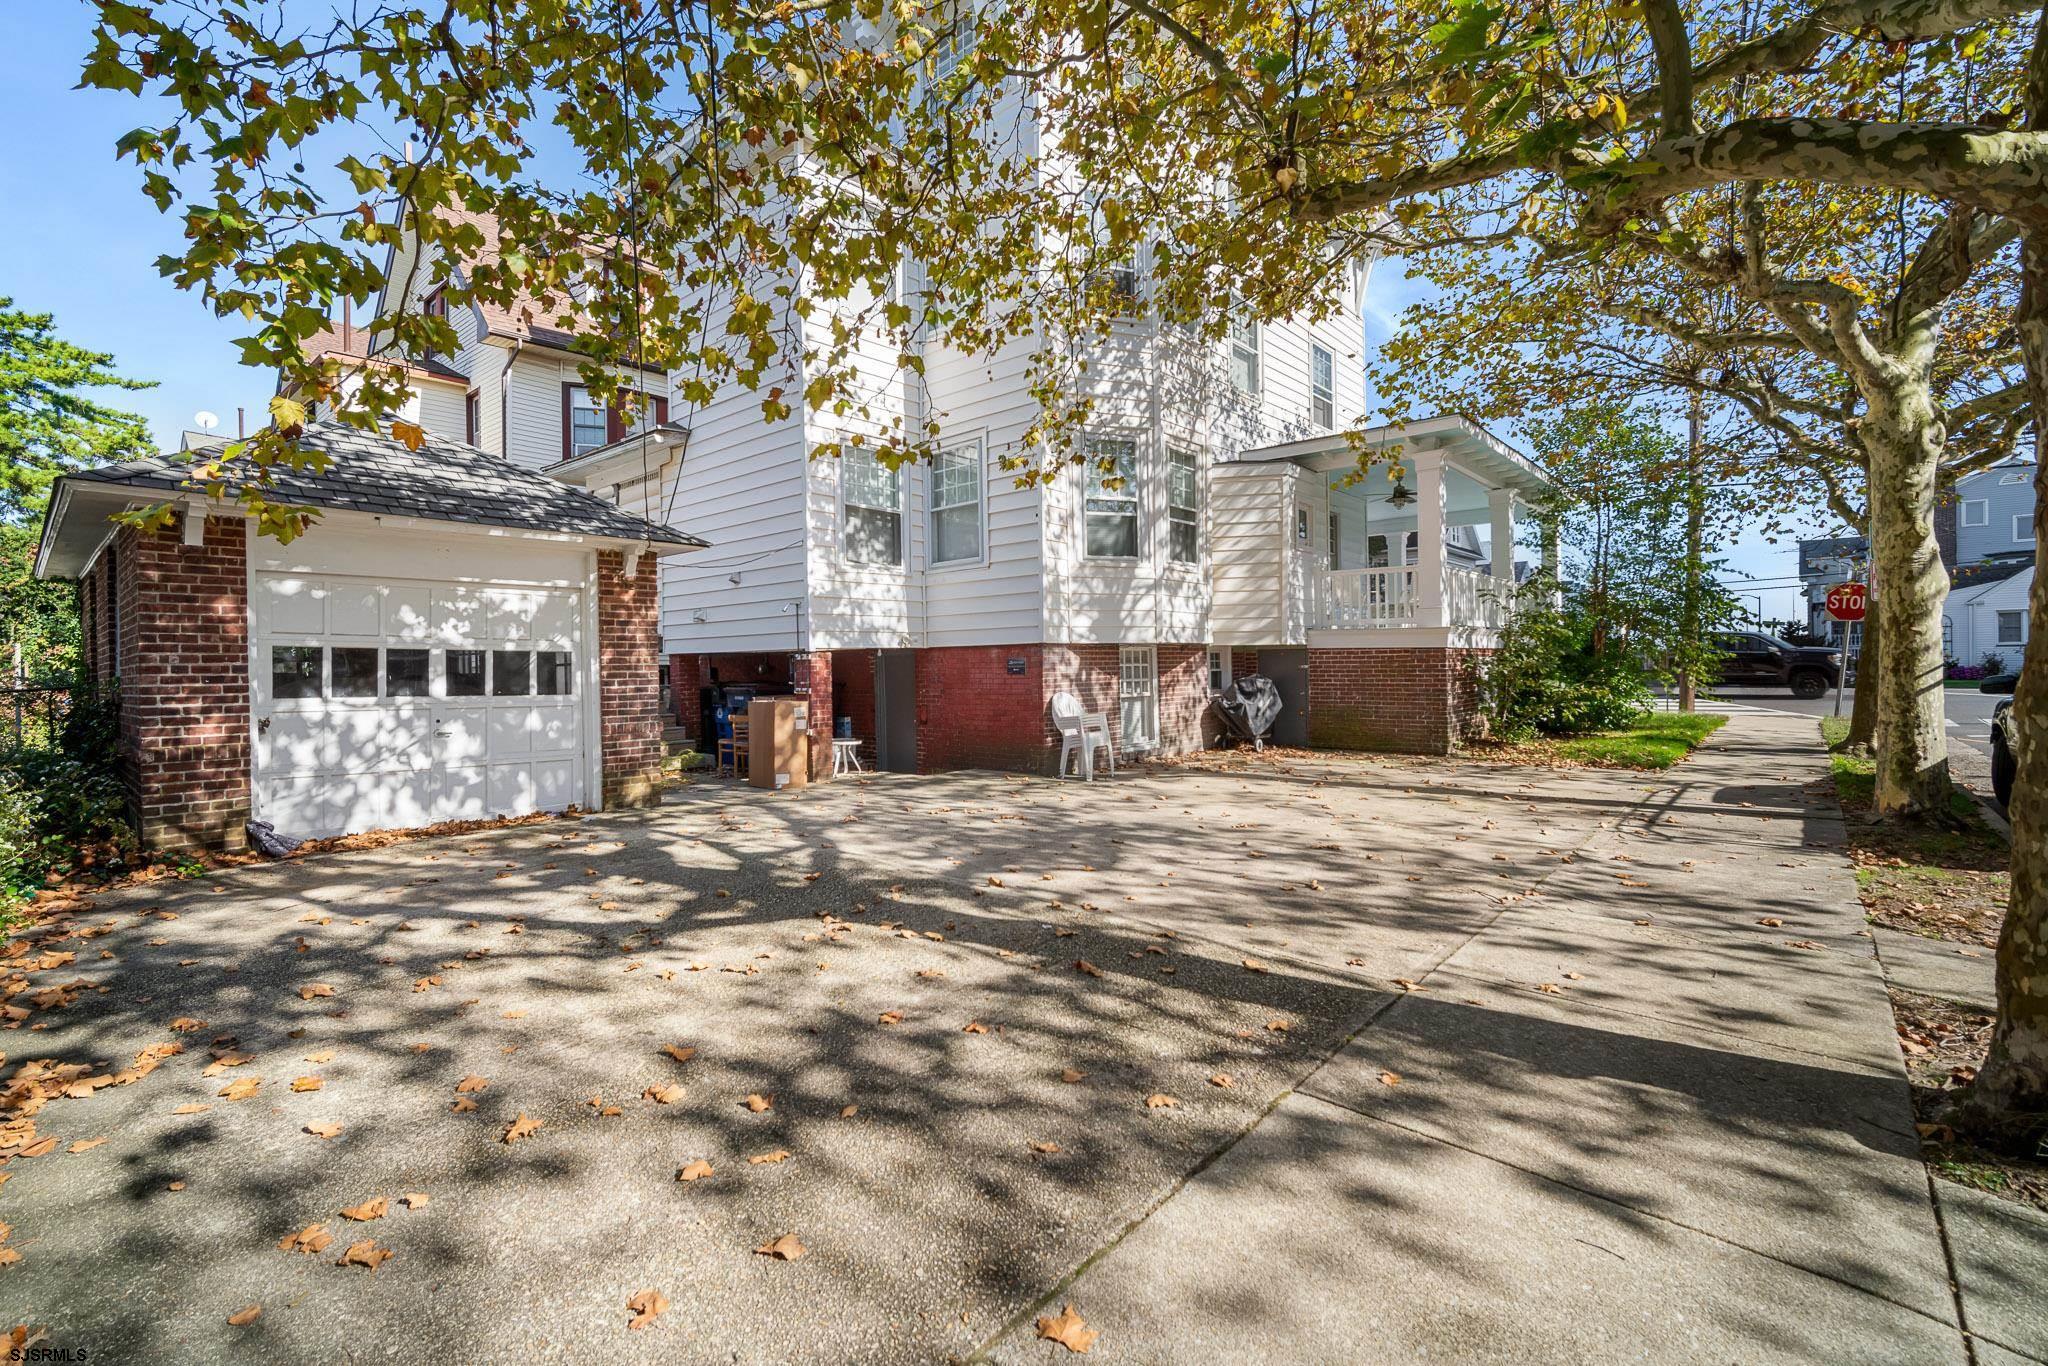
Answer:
[{"xmin": 0, "ymin": 716, "xmax": 2038, "ymax": 1363}]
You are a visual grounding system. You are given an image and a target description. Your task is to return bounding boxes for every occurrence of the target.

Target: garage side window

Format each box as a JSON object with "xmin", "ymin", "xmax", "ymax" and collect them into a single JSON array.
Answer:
[
  {"xmin": 537, "ymin": 650, "xmax": 574, "ymax": 695},
  {"xmin": 272, "ymin": 646, "xmax": 322, "ymax": 699},
  {"xmin": 331, "ymin": 647, "xmax": 380, "ymax": 698},
  {"xmin": 492, "ymin": 650, "xmax": 533, "ymax": 696},
  {"xmin": 386, "ymin": 649, "xmax": 430, "ymax": 698},
  {"xmin": 447, "ymin": 650, "xmax": 487, "ymax": 697}
]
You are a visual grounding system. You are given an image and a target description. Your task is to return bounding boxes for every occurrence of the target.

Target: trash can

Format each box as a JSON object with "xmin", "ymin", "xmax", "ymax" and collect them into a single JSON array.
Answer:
[{"xmin": 835, "ymin": 716, "xmax": 853, "ymax": 739}]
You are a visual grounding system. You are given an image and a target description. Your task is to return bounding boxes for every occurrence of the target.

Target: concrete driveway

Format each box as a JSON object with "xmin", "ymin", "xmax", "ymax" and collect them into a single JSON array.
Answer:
[{"xmin": 0, "ymin": 719, "xmax": 2032, "ymax": 1362}]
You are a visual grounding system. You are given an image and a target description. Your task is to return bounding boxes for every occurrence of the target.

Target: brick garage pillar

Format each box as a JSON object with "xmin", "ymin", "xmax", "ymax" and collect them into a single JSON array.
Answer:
[
  {"xmin": 668, "ymin": 652, "xmax": 702, "ymax": 732},
  {"xmin": 791, "ymin": 650, "xmax": 833, "ymax": 780},
  {"xmin": 598, "ymin": 550, "xmax": 665, "ymax": 807},
  {"xmin": 829, "ymin": 648, "xmax": 878, "ymax": 768},
  {"xmin": 1155, "ymin": 645, "xmax": 1210, "ymax": 755},
  {"xmin": 117, "ymin": 515, "xmax": 253, "ymax": 852},
  {"xmin": 1306, "ymin": 647, "xmax": 1494, "ymax": 755}
]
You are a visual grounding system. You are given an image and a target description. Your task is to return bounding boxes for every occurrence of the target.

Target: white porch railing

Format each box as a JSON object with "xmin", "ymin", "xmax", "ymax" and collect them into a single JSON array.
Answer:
[{"xmin": 1318, "ymin": 564, "xmax": 1512, "ymax": 631}]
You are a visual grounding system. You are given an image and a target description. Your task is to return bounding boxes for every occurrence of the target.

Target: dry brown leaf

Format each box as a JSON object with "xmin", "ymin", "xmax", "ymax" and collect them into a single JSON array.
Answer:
[
  {"xmin": 1758, "ymin": 917, "xmax": 1784, "ymax": 928},
  {"xmin": 642, "ymin": 1084, "xmax": 684, "ymax": 1105},
  {"xmin": 1208, "ymin": 1074, "xmax": 1235, "ymax": 1089},
  {"xmin": 450, "ymin": 1097, "xmax": 478, "ymax": 1113},
  {"xmin": 455, "ymin": 1075, "xmax": 490, "ymax": 1094},
  {"xmin": 305, "ymin": 1122, "xmax": 342, "ymax": 1139},
  {"xmin": 1536, "ymin": 983, "xmax": 1563, "ymax": 995},
  {"xmin": 839, "ymin": 1104, "xmax": 859, "ymax": 1118},
  {"xmin": 218, "ymin": 1078, "xmax": 262, "ymax": 1101},
  {"xmin": 1029, "ymin": 1140, "xmax": 1061, "ymax": 1153},
  {"xmin": 400, "ymin": 1192, "xmax": 429, "ymax": 1210},
  {"xmin": 1145, "ymin": 1093, "xmax": 1178, "ymax": 1109},
  {"xmin": 1379, "ymin": 1070, "xmax": 1402, "ymax": 1087},
  {"xmin": 340, "ymin": 1197, "xmax": 389, "ymax": 1222},
  {"xmin": 626, "ymin": 1288, "xmax": 669, "ymax": 1330},
  {"xmin": 1061, "ymin": 1068, "xmax": 1088, "ymax": 1084},
  {"xmin": 661, "ymin": 1045, "xmax": 697, "ymax": 1064},
  {"xmin": 1265, "ymin": 1018, "xmax": 1291, "ymax": 1033},
  {"xmin": 877, "ymin": 1010, "xmax": 903, "ymax": 1025},
  {"xmin": 747, "ymin": 1148, "xmax": 792, "ymax": 1165},
  {"xmin": 1036, "ymin": 1303, "xmax": 1099, "ymax": 1354},
  {"xmin": 173, "ymin": 1103, "xmax": 210, "ymax": 1116},
  {"xmin": 290, "ymin": 1076, "xmax": 324, "ymax": 1093},
  {"xmin": 754, "ymin": 1233, "xmax": 806, "ymax": 1261},
  {"xmin": 299, "ymin": 984, "xmax": 336, "ymax": 1001},
  {"xmin": 336, "ymin": 1239, "xmax": 393, "ymax": 1270},
  {"xmin": 1074, "ymin": 960, "xmax": 1103, "ymax": 978},
  {"xmin": 66, "ymin": 1138, "xmax": 106, "ymax": 1154},
  {"xmin": 169, "ymin": 1017, "xmax": 204, "ymax": 1032},
  {"xmin": 278, "ymin": 1223, "xmax": 332, "ymax": 1255},
  {"xmin": 961, "ymin": 1020, "xmax": 988, "ymax": 1034},
  {"xmin": 676, "ymin": 1159, "xmax": 714, "ymax": 1183},
  {"xmin": 744, "ymin": 1093, "xmax": 772, "ymax": 1113},
  {"xmin": 1241, "ymin": 958, "xmax": 1269, "ymax": 974},
  {"xmin": 502, "ymin": 1113, "xmax": 542, "ymax": 1144},
  {"xmin": 167, "ymin": 1181, "xmax": 186, "ymax": 1191},
  {"xmin": 227, "ymin": 1305, "xmax": 262, "ymax": 1326},
  {"xmin": 302, "ymin": 1049, "xmax": 335, "ymax": 1063}
]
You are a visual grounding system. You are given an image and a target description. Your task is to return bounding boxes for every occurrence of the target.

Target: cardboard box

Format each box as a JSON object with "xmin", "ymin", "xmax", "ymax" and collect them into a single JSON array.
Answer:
[{"xmin": 748, "ymin": 697, "xmax": 811, "ymax": 790}]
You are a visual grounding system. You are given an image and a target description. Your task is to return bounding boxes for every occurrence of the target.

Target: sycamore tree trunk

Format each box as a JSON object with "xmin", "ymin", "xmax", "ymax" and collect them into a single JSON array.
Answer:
[
  {"xmin": 1859, "ymin": 388, "xmax": 1956, "ymax": 818},
  {"xmin": 1844, "ymin": 605, "xmax": 1879, "ymax": 750},
  {"xmin": 1956, "ymin": 223, "xmax": 2048, "ymax": 1136}
]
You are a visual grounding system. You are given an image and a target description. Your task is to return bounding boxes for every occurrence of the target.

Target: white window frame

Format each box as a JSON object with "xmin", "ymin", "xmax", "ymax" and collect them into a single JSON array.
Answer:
[
  {"xmin": 1228, "ymin": 316, "xmax": 1261, "ymax": 396},
  {"xmin": 2016, "ymin": 513, "xmax": 2037, "ymax": 544},
  {"xmin": 1083, "ymin": 436, "xmax": 1141, "ymax": 561},
  {"xmin": 841, "ymin": 448, "xmax": 905, "ymax": 566},
  {"xmin": 1166, "ymin": 445, "xmax": 1200, "ymax": 566},
  {"xmin": 566, "ymin": 385, "xmax": 608, "ymax": 460},
  {"xmin": 1310, "ymin": 343, "xmax": 1336, "ymax": 429},
  {"xmin": 1207, "ymin": 646, "xmax": 1232, "ymax": 695},
  {"xmin": 1998, "ymin": 609, "xmax": 2027, "ymax": 645},
  {"xmin": 929, "ymin": 437, "xmax": 986, "ymax": 567},
  {"xmin": 1961, "ymin": 499, "xmax": 1989, "ymax": 527}
]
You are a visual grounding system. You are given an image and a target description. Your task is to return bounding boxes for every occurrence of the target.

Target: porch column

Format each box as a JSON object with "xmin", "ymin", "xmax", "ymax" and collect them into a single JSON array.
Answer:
[
  {"xmin": 1413, "ymin": 448, "xmax": 1447, "ymax": 627},
  {"xmin": 1488, "ymin": 488, "xmax": 1516, "ymax": 582}
]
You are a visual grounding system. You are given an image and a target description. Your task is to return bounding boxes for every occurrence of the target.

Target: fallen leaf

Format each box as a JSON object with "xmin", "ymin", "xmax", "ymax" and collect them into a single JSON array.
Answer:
[
  {"xmin": 1074, "ymin": 960, "xmax": 1103, "ymax": 978},
  {"xmin": 1379, "ymin": 1070, "xmax": 1402, "ymax": 1087},
  {"xmin": 839, "ymin": 1104, "xmax": 859, "ymax": 1118},
  {"xmin": 1264, "ymin": 1018, "xmax": 1291, "ymax": 1033},
  {"xmin": 754, "ymin": 1233, "xmax": 807, "ymax": 1260},
  {"xmin": 167, "ymin": 1180, "xmax": 186, "ymax": 1191},
  {"xmin": 1029, "ymin": 1140, "xmax": 1061, "ymax": 1153},
  {"xmin": 744, "ymin": 1093, "xmax": 773, "ymax": 1113},
  {"xmin": 455, "ymin": 1075, "xmax": 490, "ymax": 1094},
  {"xmin": 1208, "ymin": 1074, "xmax": 1234, "ymax": 1089},
  {"xmin": 1241, "ymin": 958, "xmax": 1269, "ymax": 974},
  {"xmin": 336, "ymin": 1239, "xmax": 393, "ymax": 1270},
  {"xmin": 502, "ymin": 1113, "xmax": 542, "ymax": 1144},
  {"xmin": 877, "ymin": 1010, "xmax": 903, "ymax": 1025},
  {"xmin": 661, "ymin": 1045, "xmax": 697, "ymax": 1064},
  {"xmin": 450, "ymin": 1097, "xmax": 478, "ymax": 1113},
  {"xmin": 227, "ymin": 1306, "xmax": 262, "ymax": 1327},
  {"xmin": 218, "ymin": 1078, "xmax": 262, "ymax": 1101},
  {"xmin": 1145, "ymin": 1093, "xmax": 1178, "ymax": 1109},
  {"xmin": 67, "ymin": 1138, "xmax": 106, "ymax": 1154},
  {"xmin": 305, "ymin": 1122, "xmax": 342, "ymax": 1139},
  {"xmin": 1535, "ymin": 983, "xmax": 1563, "ymax": 995},
  {"xmin": 290, "ymin": 1076, "xmax": 324, "ymax": 1093},
  {"xmin": 626, "ymin": 1288, "xmax": 669, "ymax": 1330},
  {"xmin": 169, "ymin": 1017, "xmax": 204, "ymax": 1032},
  {"xmin": 676, "ymin": 1159, "xmax": 714, "ymax": 1182},
  {"xmin": 278, "ymin": 1223, "xmax": 332, "ymax": 1255},
  {"xmin": 748, "ymin": 1148, "xmax": 792, "ymax": 1165},
  {"xmin": 1758, "ymin": 917, "xmax": 1784, "ymax": 928},
  {"xmin": 961, "ymin": 1020, "xmax": 988, "ymax": 1034},
  {"xmin": 172, "ymin": 1103, "xmax": 210, "ymax": 1115},
  {"xmin": 1036, "ymin": 1303, "xmax": 1099, "ymax": 1354},
  {"xmin": 1061, "ymin": 1068, "xmax": 1088, "ymax": 1084},
  {"xmin": 643, "ymin": 1084, "xmax": 684, "ymax": 1105},
  {"xmin": 340, "ymin": 1197, "xmax": 389, "ymax": 1222},
  {"xmin": 299, "ymin": 984, "xmax": 336, "ymax": 1001}
]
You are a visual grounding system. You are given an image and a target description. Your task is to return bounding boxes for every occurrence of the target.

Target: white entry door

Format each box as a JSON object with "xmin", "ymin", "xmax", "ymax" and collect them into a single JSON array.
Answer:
[
  {"xmin": 1118, "ymin": 645, "xmax": 1157, "ymax": 755},
  {"xmin": 253, "ymin": 571, "xmax": 589, "ymax": 838}
]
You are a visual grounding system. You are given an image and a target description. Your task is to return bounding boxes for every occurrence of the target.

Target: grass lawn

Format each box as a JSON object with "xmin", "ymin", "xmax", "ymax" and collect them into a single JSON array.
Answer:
[
  {"xmin": 1816, "ymin": 717, "xmax": 2040, "ymax": 1210},
  {"xmin": 1470, "ymin": 711, "xmax": 1727, "ymax": 769}
]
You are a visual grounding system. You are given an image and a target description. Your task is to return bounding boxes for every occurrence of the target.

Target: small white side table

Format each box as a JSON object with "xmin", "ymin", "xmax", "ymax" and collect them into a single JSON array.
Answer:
[{"xmin": 831, "ymin": 737, "xmax": 865, "ymax": 776}]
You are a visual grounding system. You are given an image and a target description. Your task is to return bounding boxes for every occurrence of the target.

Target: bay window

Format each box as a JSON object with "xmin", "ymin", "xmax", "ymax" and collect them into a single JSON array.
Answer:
[
  {"xmin": 844, "ymin": 449, "xmax": 904, "ymax": 565},
  {"xmin": 1084, "ymin": 438, "xmax": 1140, "ymax": 558}
]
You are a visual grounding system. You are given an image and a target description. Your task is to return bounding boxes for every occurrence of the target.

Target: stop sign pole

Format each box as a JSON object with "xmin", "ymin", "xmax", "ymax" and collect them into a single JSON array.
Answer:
[{"xmin": 1825, "ymin": 582, "xmax": 1868, "ymax": 717}]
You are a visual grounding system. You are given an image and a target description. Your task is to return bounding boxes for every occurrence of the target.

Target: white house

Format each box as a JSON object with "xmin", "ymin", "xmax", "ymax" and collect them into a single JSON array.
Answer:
[{"xmin": 1946, "ymin": 564, "xmax": 2033, "ymax": 672}]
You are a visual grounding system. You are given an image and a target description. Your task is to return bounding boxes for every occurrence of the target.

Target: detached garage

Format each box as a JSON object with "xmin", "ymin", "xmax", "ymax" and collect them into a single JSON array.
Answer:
[{"xmin": 36, "ymin": 423, "xmax": 704, "ymax": 851}]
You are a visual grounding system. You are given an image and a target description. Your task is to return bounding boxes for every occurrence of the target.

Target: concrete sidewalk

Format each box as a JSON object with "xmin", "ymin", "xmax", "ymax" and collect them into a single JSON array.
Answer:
[{"xmin": 985, "ymin": 714, "xmax": 2040, "ymax": 1364}]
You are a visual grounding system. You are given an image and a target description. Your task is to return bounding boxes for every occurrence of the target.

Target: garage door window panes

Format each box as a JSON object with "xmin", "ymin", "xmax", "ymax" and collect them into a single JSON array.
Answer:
[
  {"xmin": 272, "ymin": 646, "xmax": 322, "ymax": 699},
  {"xmin": 448, "ymin": 650, "xmax": 487, "ymax": 697},
  {"xmin": 537, "ymin": 650, "xmax": 574, "ymax": 695},
  {"xmin": 492, "ymin": 650, "xmax": 532, "ymax": 696},
  {"xmin": 332, "ymin": 647, "xmax": 380, "ymax": 698},
  {"xmin": 386, "ymin": 649, "xmax": 429, "ymax": 698}
]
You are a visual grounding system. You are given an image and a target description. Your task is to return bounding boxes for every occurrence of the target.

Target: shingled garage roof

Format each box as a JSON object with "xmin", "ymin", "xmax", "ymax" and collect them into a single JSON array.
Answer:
[{"xmin": 37, "ymin": 421, "xmax": 704, "ymax": 578}]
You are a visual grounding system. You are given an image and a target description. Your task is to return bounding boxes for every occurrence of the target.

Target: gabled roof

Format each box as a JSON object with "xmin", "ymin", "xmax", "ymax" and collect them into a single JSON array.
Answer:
[
  {"xmin": 36, "ymin": 421, "xmax": 705, "ymax": 579},
  {"xmin": 300, "ymin": 320, "xmax": 468, "ymax": 384}
]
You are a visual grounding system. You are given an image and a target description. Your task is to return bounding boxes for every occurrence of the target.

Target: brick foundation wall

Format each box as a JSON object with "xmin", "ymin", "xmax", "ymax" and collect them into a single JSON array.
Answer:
[
  {"xmin": 916, "ymin": 645, "xmax": 1052, "ymax": 773},
  {"xmin": 1306, "ymin": 646, "xmax": 1494, "ymax": 755},
  {"xmin": 1157, "ymin": 644, "xmax": 1210, "ymax": 755},
  {"xmin": 792, "ymin": 650, "xmax": 834, "ymax": 780},
  {"xmin": 830, "ymin": 648, "xmax": 878, "ymax": 768},
  {"xmin": 668, "ymin": 653, "xmax": 701, "ymax": 730},
  {"xmin": 1042, "ymin": 645, "xmax": 1122, "ymax": 761},
  {"xmin": 597, "ymin": 550, "xmax": 665, "ymax": 807},
  {"xmin": 118, "ymin": 516, "xmax": 252, "ymax": 852}
]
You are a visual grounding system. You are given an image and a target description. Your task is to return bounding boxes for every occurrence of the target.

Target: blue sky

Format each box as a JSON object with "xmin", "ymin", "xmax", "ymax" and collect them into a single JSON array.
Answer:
[{"xmin": 4, "ymin": 5, "xmax": 1817, "ymax": 617}]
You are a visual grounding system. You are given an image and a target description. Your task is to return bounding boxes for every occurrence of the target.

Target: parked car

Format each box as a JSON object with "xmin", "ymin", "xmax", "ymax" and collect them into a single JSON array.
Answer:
[
  {"xmin": 1712, "ymin": 632, "xmax": 1843, "ymax": 699},
  {"xmin": 1981, "ymin": 673, "xmax": 2019, "ymax": 806}
]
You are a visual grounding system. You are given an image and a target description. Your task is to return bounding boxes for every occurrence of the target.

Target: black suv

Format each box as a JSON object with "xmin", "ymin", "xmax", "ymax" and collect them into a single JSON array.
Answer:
[
  {"xmin": 1712, "ymin": 632, "xmax": 1843, "ymax": 700},
  {"xmin": 1981, "ymin": 673, "xmax": 2019, "ymax": 806}
]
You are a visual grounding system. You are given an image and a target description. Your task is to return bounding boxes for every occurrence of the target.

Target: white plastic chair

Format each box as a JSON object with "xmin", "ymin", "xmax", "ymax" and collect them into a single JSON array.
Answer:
[{"xmin": 1051, "ymin": 691, "xmax": 1115, "ymax": 780}]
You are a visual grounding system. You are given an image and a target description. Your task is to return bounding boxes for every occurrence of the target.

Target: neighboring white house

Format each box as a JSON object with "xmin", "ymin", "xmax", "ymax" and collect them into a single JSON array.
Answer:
[{"xmin": 1946, "ymin": 565, "xmax": 2033, "ymax": 672}]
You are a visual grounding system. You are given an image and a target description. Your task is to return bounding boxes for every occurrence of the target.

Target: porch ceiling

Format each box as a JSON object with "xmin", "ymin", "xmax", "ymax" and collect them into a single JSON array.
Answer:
[{"xmin": 1231, "ymin": 415, "xmax": 1552, "ymax": 497}]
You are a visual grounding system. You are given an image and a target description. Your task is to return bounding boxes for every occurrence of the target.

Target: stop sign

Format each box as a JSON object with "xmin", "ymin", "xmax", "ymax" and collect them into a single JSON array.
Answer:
[{"xmin": 1826, "ymin": 582, "xmax": 1868, "ymax": 622}]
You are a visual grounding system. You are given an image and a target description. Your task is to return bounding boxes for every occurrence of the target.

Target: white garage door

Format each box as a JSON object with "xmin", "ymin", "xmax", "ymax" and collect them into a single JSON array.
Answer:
[{"xmin": 252, "ymin": 571, "xmax": 590, "ymax": 839}]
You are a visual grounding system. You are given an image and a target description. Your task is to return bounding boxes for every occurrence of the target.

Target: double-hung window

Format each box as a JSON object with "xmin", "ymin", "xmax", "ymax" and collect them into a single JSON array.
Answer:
[
  {"xmin": 566, "ymin": 385, "xmax": 608, "ymax": 459},
  {"xmin": 844, "ymin": 449, "xmax": 904, "ymax": 565},
  {"xmin": 1999, "ymin": 610, "xmax": 2027, "ymax": 645},
  {"xmin": 1228, "ymin": 316, "xmax": 1260, "ymax": 395},
  {"xmin": 1084, "ymin": 438, "xmax": 1140, "ymax": 559},
  {"xmin": 1962, "ymin": 499, "xmax": 1989, "ymax": 527},
  {"xmin": 1311, "ymin": 344, "xmax": 1335, "ymax": 428},
  {"xmin": 931, "ymin": 440, "xmax": 983, "ymax": 565},
  {"xmin": 2017, "ymin": 513, "xmax": 2037, "ymax": 544},
  {"xmin": 1166, "ymin": 446, "xmax": 1200, "ymax": 564}
]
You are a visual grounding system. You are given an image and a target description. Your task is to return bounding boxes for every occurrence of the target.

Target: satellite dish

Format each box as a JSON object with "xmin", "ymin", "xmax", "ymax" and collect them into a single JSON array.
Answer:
[{"xmin": 194, "ymin": 411, "xmax": 220, "ymax": 432}]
